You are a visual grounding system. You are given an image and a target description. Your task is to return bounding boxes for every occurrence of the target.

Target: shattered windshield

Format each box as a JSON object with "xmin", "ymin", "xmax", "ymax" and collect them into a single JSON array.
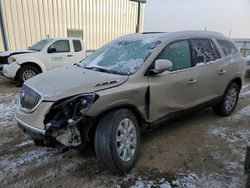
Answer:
[
  {"xmin": 81, "ymin": 37, "xmax": 161, "ymax": 75},
  {"xmin": 29, "ymin": 39, "xmax": 53, "ymax": 51}
]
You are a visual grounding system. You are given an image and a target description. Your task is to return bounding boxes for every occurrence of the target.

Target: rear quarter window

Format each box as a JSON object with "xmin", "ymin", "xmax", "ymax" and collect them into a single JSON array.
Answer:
[
  {"xmin": 73, "ymin": 40, "xmax": 82, "ymax": 52},
  {"xmin": 217, "ymin": 39, "xmax": 237, "ymax": 56}
]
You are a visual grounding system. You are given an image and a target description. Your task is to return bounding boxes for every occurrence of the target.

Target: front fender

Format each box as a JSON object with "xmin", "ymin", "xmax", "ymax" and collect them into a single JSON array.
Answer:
[{"xmin": 14, "ymin": 56, "xmax": 46, "ymax": 73}]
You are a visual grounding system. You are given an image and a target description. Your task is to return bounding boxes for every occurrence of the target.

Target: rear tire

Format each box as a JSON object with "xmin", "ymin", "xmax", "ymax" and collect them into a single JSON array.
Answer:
[
  {"xmin": 213, "ymin": 82, "xmax": 239, "ymax": 116},
  {"xmin": 16, "ymin": 65, "xmax": 40, "ymax": 85},
  {"xmin": 95, "ymin": 109, "xmax": 140, "ymax": 174}
]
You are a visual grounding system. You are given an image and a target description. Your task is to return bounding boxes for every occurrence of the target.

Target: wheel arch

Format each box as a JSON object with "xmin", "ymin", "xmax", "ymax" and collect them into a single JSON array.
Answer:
[
  {"xmin": 86, "ymin": 104, "xmax": 147, "ymax": 143},
  {"xmin": 15, "ymin": 62, "xmax": 44, "ymax": 80},
  {"xmin": 228, "ymin": 77, "xmax": 242, "ymax": 91}
]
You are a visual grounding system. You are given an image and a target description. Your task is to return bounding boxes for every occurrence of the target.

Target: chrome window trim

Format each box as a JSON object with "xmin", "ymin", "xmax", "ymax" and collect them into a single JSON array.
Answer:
[{"xmin": 19, "ymin": 83, "xmax": 43, "ymax": 114}]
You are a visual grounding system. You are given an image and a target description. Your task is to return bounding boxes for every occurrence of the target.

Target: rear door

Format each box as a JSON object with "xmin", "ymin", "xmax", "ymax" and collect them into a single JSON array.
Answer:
[
  {"xmin": 148, "ymin": 40, "xmax": 199, "ymax": 123},
  {"xmin": 189, "ymin": 38, "xmax": 224, "ymax": 103},
  {"xmin": 215, "ymin": 39, "xmax": 239, "ymax": 91}
]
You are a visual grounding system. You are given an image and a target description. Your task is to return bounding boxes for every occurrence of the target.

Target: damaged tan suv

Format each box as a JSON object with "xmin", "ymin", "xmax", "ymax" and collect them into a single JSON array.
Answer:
[{"xmin": 16, "ymin": 31, "xmax": 246, "ymax": 173}]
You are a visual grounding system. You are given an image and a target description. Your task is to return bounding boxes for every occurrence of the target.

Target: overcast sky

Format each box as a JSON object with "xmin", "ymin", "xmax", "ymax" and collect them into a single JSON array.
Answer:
[{"xmin": 144, "ymin": 0, "xmax": 250, "ymax": 38}]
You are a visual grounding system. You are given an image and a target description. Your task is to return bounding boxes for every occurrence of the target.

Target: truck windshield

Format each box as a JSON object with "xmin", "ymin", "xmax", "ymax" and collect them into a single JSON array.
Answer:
[
  {"xmin": 29, "ymin": 39, "xmax": 53, "ymax": 51},
  {"xmin": 81, "ymin": 37, "xmax": 161, "ymax": 75}
]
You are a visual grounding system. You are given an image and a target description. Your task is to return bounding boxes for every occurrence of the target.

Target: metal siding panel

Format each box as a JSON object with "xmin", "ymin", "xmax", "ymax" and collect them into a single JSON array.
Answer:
[
  {"xmin": 78, "ymin": 0, "xmax": 82, "ymax": 33},
  {"xmin": 37, "ymin": 0, "xmax": 46, "ymax": 39},
  {"xmin": 2, "ymin": 0, "xmax": 16, "ymax": 49},
  {"xmin": 92, "ymin": 0, "xmax": 96, "ymax": 49},
  {"xmin": 22, "ymin": 0, "xmax": 32, "ymax": 46},
  {"xmin": 15, "ymin": 0, "xmax": 27, "ymax": 48},
  {"xmin": 75, "ymin": 0, "xmax": 79, "ymax": 29},
  {"xmin": 56, "ymin": 0, "xmax": 63, "ymax": 37},
  {"xmin": 96, "ymin": 0, "xmax": 100, "ymax": 49},
  {"xmin": 0, "ymin": 0, "xmax": 142, "ymax": 51},
  {"xmin": 43, "ymin": 0, "xmax": 50, "ymax": 37},
  {"xmin": 83, "ymin": 0, "xmax": 86, "ymax": 48},
  {"xmin": 100, "ymin": 0, "xmax": 105, "ymax": 46},
  {"xmin": 65, "ymin": 0, "xmax": 70, "ymax": 30},
  {"xmin": 28, "ymin": 0, "xmax": 37, "ymax": 44},
  {"xmin": 61, "ymin": 0, "xmax": 67, "ymax": 36},
  {"xmin": 33, "ymin": 0, "xmax": 42, "ymax": 41},
  {"xmin": 70, "ymin": 0, "xmax": 74, "ymax": 29},
  {"xmin": 89, "ymin": 0, "xmax": 93, "ymax": 50},
  {"xmin": 47, "ymin": 0, "xmax": 55, "ymax": 37},
  {"xmin": 52, "ymin": 0, "xmax": 59, "ymax": 37},
  {"xmin": 108, "ymin": 0, "xmax": 112, "ymax": 43},
  {"xmin": 11, "ymin": 0, "xmax": 22, "ymax": 49},
  {"xmin": 81, "ymin": 0, "xmax": 86, "ymax": 42}
]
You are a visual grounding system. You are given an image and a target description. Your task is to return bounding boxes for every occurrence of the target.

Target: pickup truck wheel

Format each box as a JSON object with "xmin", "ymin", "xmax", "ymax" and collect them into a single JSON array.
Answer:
[
  {"xmin": 213, "ymin": 82, "xmax": 239, "ymax": 116},
  {"xmin": 17, "ymin": 65, "xmax": 40, "ymax": 85},
  {"xmin": 95, "ymin": 109, "xmax": 140, "ymax": 174}
]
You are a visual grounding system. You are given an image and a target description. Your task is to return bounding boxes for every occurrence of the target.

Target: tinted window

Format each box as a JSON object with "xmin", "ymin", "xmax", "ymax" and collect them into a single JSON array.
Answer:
[
  {"xmin": 217, "ymin": 39, "xmax": 237, "ymax": 56},
  {"xmin": 49, "ymin": 40, "xmax": 70, "ymax": 53},
  {"xmin": 157, "ymin": 40, "xmax": 191, "ymax": 71},
  {"xmin": 73, "ymin": 40, "xmax": 82, "ymax": 52},
  {"xmin": 190, "ymin": 39, "xmax": 219, "ymax": 65}
]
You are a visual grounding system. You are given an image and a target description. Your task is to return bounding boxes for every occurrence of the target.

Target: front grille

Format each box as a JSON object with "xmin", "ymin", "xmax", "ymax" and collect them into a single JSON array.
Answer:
[{"xmin": 20, "ymin": 84, "xmax": 42, "ymax": 112}]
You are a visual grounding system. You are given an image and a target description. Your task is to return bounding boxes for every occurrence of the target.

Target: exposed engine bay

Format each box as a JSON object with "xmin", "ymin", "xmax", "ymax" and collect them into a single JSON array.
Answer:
[{"xmin": 43, "ymin": 94, "xmax": 96, "ymax": 147}]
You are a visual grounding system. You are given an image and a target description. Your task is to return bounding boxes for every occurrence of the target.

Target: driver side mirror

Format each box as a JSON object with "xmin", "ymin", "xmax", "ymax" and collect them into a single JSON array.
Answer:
[
  {"xmin": 152, "ymin": 59, "xmax": 172, "ymax": 74},
  {"xmin": 48, "ymin": 47, "xmax": 56, "ymax": 53}
]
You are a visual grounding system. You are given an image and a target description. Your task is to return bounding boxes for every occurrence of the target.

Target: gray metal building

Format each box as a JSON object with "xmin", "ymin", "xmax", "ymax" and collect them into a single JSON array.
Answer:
[{"xmin": 0, "ymin": 0, "xmax": 144, "ymax": 52}]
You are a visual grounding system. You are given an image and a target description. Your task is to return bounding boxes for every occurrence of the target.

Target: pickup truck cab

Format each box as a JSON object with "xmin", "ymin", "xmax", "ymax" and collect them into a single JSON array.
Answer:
[{"xmin": 2, "ymin": 37, "xmax": 86, "ymax": 84}]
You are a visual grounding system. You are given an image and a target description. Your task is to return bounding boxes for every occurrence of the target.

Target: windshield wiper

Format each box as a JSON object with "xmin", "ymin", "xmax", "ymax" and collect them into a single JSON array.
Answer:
[{"xmin": 84, "ymin": 66, "xmax": 113, "ymax": 74}]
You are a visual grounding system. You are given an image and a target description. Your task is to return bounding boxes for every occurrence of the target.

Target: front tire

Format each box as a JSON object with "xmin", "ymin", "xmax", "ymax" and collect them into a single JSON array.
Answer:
[
  {"xmin": 213, "ymin": 82, "xmax": 240, "ymax": 116},
  {"xmin": 95, "ymin": 109, "xmax": 140, "ymax": 174},
  {"xmin": 16, "ymin": 65, "xmax": 40, "ymax": 85}
]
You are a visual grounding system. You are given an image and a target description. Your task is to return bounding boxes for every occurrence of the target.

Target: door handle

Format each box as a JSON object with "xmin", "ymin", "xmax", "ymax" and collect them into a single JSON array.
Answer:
[
  {"xmin": 219, "ymin": 69, "xmax": 226, "ymax": 75},
  {"xmin": 67, "ymin": 55, "xmax": 73, "ymax": 57},
  {"xmin": 187, "ymin": 79, "xmax": 197, "ymax": 85}
]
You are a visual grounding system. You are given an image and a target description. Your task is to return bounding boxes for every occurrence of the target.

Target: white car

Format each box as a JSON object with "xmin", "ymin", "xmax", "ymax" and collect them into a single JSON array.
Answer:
[{"xmin": 2, "ymin": 37, "xmax": 86, "ymax": 84}]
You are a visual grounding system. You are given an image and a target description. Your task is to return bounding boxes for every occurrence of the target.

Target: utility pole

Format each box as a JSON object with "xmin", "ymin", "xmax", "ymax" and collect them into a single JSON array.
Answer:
[
  {"xmin": 130, "ymin": 0, "xmax": 147, "ymax": 33},
  {"xmin": 0, "ymin": 0, "xmax": 8, "ymax": 51}
]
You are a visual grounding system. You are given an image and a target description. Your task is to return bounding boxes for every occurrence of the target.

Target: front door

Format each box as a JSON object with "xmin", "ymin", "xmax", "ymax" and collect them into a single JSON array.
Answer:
[
  {"xmin": 46, "ymin": 40, "xmax": 73, "ymax": 70},
  {"xmin": 148, "ymin": 40, "xmax": 199, "ymax": 123}
]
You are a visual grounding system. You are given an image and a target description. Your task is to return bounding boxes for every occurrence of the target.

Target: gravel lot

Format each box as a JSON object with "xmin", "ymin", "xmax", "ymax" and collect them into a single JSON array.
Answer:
[{"xmin": 0, "ymin": 75, "xmax": 250, "ymax": 188}]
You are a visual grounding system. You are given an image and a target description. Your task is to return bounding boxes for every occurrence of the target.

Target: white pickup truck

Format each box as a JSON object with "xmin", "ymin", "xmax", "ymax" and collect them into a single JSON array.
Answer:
[{"xmin": 1, "ymin": 37, "xmax": 86, "ymax": 84}]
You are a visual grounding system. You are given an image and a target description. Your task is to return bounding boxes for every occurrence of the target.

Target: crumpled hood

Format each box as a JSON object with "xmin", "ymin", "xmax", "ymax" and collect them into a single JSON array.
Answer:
[
  {"xmin": 0, "ymin": 49, "xmax": 34, "ymax": 57},
  {"xmin": 25, "ymin": 66, "xmax": 129, "ymax": 101}
]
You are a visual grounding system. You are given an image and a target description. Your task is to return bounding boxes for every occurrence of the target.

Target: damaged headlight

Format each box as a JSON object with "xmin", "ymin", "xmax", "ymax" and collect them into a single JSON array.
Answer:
[
  {"xmin": 44, "ymin": 93, "xmax": 98, "ymax": 128},
  {"xmin": 44, "ymin": 94, "xmax": 98, "ymax": 147},
  {"xmin": 53, "ymin": 93, "xmax": 97, "ymax": 116},
  {"xmin": 8, "ymin": 56, "xmax": 16, "ymax": 64}
]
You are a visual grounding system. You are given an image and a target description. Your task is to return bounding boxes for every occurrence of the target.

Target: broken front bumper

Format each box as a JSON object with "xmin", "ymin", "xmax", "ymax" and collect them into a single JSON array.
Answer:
[
  {"xmin": 16, "ymin": 117, "xmax": 45, "ymax": 135},
  {"xmin": 245, "ymin": 146, "xmax": 250, "ymax": 175},
  {"xmin": 15, "ymin": 100, "xmax": 54, "ymax": 143},
  {"xmin": 2, "ymin": 63, "xmax": 20, "ymax": 79}
]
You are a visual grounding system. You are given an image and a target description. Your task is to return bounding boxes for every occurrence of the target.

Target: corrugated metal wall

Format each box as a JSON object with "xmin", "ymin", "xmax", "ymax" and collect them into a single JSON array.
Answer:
[{"xmin": 0, "ymin": 0, "xmax": 144, "ymax": 51}]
